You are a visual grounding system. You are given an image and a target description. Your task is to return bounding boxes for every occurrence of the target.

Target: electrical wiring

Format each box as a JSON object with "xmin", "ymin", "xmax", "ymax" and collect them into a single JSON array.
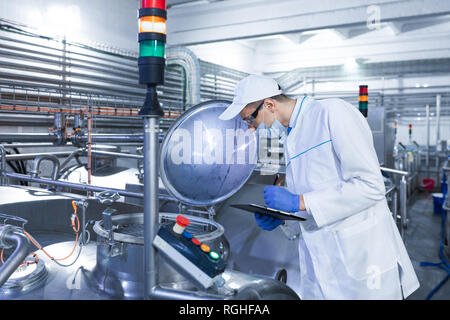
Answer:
[
  {"xmin": 1, "ymin": 246, "xmax": 39, "ymax": 267},
  {"xmin": 17, "ymin": 200, "xmax": 83, "ymax": 268},
  {"xmin": 83, "ymin": 222, "xmax": 91, "ymax": 245}
]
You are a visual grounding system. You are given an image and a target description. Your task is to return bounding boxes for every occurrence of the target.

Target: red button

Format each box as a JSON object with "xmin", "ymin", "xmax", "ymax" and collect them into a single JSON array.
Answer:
[
  {"xmin": 192, "ymin": 238, "xmax": 200, "ymax": 246},
  {"xmin": 176, "ymin": 215, "xmax": 190, "ymax": 228}
]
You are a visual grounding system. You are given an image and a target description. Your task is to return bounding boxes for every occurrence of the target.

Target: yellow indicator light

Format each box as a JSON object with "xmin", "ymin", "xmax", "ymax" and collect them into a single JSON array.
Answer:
[
  {"xmin": 200, "ymin": 244, "xmax": 210, "ymax": 253},
  {"xmin": 139, "ymin": 16, "xmax": 166, "ymax": 34},
  {"xmin": 358, "ymin": 95, "xmax": 368, "ymax": 102}
]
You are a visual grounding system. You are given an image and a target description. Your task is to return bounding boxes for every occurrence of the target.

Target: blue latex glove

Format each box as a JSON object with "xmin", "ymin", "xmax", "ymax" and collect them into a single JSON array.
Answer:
[
  {"xmin": 264, "ymin": 186, "xmax": 299, "ymax": 213},
  {"xmin": 254, "ymin": 213, "xmax": 283, "ymax": 231}
]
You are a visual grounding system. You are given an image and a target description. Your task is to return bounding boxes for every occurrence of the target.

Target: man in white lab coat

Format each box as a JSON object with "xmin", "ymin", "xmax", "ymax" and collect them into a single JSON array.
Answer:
[{"xmin": 219, "ymin": 74, "xmax": 420, "ymax": 300}]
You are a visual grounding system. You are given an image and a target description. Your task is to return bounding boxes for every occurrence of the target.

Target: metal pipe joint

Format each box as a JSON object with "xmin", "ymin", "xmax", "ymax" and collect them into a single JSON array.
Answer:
[
  {"xmin": 29, "ymin": 154, "xmax": 61, "ymax": 180},
  {"xmin": 0, "ymin": 225, "xmax": 31, "ymax": 288}
]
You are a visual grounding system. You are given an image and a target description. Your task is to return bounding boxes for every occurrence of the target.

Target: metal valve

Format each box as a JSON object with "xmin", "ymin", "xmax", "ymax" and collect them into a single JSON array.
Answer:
[
  {"xmin": 96, "ymin": 191, "xmax": 120, "ymax": 206},
  {"xmin": 96, "ymin": 191, "xmax": 120, "ymax": 246}
]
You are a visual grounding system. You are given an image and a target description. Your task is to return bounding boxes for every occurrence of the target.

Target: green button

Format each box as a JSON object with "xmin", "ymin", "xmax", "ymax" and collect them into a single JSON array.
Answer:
[
  {"xmin": 209, "ymin": 251, "xmax": 220, "ymax": 260},
  {"xmin": 139, "ymin": 40, "xmax": 165, "ymax": 58}
]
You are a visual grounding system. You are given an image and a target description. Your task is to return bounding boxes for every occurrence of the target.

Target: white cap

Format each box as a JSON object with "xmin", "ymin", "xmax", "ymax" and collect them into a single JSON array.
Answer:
[{"xmin": 219, "ymin": 74, "xmax": 281, "ymax": 120}]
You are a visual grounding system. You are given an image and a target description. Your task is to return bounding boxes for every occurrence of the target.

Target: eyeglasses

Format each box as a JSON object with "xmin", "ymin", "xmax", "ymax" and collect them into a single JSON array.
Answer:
[{"xmin": 242, "ymin": 100, "xmax": 264, "ymax": 125}]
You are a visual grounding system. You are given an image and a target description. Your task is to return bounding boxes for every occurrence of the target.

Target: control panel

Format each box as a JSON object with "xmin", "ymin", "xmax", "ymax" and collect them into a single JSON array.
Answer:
[{"xmin": 153, "ymin": 215, "xmax": 227, "ymax": 289}]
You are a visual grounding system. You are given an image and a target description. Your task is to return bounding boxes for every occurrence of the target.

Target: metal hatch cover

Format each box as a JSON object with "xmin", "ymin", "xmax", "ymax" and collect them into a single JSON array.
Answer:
[{"xmin": 160, "ymin": 100, "xmax": 257, "ymax": 207}]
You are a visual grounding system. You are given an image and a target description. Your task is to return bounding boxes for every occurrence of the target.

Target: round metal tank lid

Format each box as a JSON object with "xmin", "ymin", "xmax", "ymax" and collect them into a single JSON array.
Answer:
[{"xmin": 160, "ymin": 100, "xmax": 257, "ymax": 206}]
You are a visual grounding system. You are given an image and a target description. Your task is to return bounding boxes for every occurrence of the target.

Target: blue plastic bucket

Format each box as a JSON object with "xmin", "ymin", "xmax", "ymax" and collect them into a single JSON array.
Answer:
[{"xmin": 432, "ymin": 193, "xmax": 444, "ymax": 215}]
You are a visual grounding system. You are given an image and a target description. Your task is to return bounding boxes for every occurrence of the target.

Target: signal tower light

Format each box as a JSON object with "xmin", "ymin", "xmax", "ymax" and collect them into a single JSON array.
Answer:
[
  {"xmin": 359, "ymin": 85, "xmax": 368, "ymax": 118},
  {"xmin": 138, "ymin": 0, "xmax": 167, "ymax": 116}
]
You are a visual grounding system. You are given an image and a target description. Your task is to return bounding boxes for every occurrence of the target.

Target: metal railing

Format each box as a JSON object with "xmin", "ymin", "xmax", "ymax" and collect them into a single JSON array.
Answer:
[{"xmin": 381, "ymin": 167, "xmax": 410, "ymax": 239}]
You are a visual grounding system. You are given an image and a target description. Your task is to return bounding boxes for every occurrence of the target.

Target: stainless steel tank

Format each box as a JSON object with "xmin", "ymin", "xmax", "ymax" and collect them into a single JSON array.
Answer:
[
  {"xmin": 0, "ymin": 100, "xmax": 300, "ymax": 300},
  {"xmin": 0, "ymin": 186, "xmax": 140, "ymax": 299},
  {"xmin": 90, "ymin": 212, "xmax": 229, "ymax": 298}
]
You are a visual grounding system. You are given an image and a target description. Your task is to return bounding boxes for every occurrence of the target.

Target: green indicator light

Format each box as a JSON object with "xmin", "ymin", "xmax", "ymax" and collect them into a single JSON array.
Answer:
[
  {"xmin": 209, "ymin": 251, "xmax": 220, "ymax": 260},
  {"xmin": 139, "ymin": 40, "xmax": 165, "ymax": 58}
]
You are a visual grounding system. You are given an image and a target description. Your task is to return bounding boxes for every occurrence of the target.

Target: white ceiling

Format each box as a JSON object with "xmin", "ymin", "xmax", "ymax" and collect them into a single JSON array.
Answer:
[{"xmin": 165, "ymin": 0, "xmax": 450, "ymax": 74}]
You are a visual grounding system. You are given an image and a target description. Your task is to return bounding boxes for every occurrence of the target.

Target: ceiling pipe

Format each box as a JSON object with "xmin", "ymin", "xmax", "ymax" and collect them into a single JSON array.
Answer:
[
  {"xmin": 166, "ymin": 47, "xmax": 201, "ymax": 106},
  {"xmin": 436, "ymin": 94, "xmax": 441, "ymax": 143}
]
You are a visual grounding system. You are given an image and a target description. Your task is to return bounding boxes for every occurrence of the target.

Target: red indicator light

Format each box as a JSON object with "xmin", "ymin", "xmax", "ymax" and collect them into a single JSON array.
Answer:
[{"xmin": 142, "ymin": 0, "xmax": 166, "ymax": 9}]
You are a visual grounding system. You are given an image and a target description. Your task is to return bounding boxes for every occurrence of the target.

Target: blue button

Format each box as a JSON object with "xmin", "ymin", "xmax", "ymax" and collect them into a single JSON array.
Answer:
[{"xmin": 182, "ymin": 231, "xmax": 192, "ymax": 239}]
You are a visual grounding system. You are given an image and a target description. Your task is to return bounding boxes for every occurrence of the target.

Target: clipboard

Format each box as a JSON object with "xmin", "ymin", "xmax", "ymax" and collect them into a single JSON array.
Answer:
[{"xmin": 231, "ymin": 204, "xmax": 306, "ymax": 221}]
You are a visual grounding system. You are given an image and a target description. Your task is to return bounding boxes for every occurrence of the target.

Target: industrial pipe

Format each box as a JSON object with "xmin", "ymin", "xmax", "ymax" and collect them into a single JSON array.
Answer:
[
  {"xmin": 143, "ymin": 117, "xmax": 161, "ymax": 300},
  {"xmin": 167, "ymin": 47, "xmax": 201, "ymax": 106},
  {"xmin": 400, "ymin": 176, "xmax": 408, "ymax": 238},
  {"xmin": 0, "ymin": 225, "xmax": 30, "ymax": 287},
  {"xmin": 82, "ymin": 149, "xmax": 143, "ymax": 160},
  {"xmin": 0, "ymin": 171, "xmax": 180, "ymax": 205},
  {"xmin": 380, "ymin": 167, "xmax": 409, "ymax": 176},
  {"xmin": 81, "ymin": 134, "xmax": 144, "ymax": 143},
  {"xmin": 5, "ymin": 151, "xmax": 74, "ymax": 162},
  {"xmin": 29, "ymin": 155, "xmax": 61, "ymax": 181},
  {"xmin": 58, "ymin": 148, "xmax": 143, "ymax": 173},
  {"xmin": 149, "ymin": 286, "xmax": 223, "ymax": 300},
  {"xmin": 1, "ymin": 172, "xmax": 144, "ymax": 198},
  {"xmin": 53, "ymin": 113, "xmax": 65, "ymax": 130},
  {"xmin": 0, "ymin": 133, "xmax": 58, "ymax": 143},
  {"xmin": 2, "ymin": 143, "xmax": 73, "ymax": 149},
  {"xmin": 436, "ymin": 94, "xmax": 441, "ymax": 148},
  {"xmin": 0, "ymin": 132, "xmax": 165, "ymax": 146},
  {"xmin": 76, "ymin": 133, "xmax": 165, "ymax": 146},
  {"xmin": 426, "ymin": 104, "xmax": 430, "ymax": 178},
  {"xmin": 392, "ymin": 189, "xmax": 399, "ymax": 227},
  {"xmin": 0, "ymin": 145, "xmax": 5, "ymax": 186},
  {"xmin": 59, "ymin": 149, "xmax": 84, "ymax": 172}
]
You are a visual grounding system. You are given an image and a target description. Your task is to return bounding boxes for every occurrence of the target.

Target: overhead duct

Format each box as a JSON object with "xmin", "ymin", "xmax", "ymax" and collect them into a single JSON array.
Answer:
[{"xmin": 167, "ymin": 47, "xmax": 201, "ymax": 106}]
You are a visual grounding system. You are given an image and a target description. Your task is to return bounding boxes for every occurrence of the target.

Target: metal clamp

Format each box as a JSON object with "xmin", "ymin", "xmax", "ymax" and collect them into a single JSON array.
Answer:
[
  {"xmin": 0, "ymin": 225, "xmax": 14, "ymax": 249},
  {"xmin": 0, "ymin": 225, "xmax": 22, "ymax": 249},
  {"xmin": 108, "ymin": 242, "xmax": 123, "ymax": 257}
]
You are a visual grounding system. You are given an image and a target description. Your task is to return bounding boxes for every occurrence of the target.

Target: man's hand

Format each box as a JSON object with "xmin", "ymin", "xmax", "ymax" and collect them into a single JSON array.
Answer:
[
  {"xmin": 264, "ymin": 186, "xmax": 304, "ymax": 212},
  {"xmin": 254, "ymin": 213, "xmax": 283, "ymax": 231}
]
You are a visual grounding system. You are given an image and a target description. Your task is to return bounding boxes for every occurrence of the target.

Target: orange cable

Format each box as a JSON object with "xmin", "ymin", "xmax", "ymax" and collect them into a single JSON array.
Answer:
[
  {"xmin": 22, "ymin": 200, "xmax": 80, "ymax": 262},
  {"xmin": 1, "ymin": 246, "xmax": 39, "ymax": 267},
  {"xmin": 23, "ymin": 230, "xmax": 79, "ymax": 262}
]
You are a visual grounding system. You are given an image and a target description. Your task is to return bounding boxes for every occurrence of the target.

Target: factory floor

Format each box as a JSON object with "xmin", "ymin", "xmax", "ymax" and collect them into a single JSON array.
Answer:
[{"xmin": 404, "ymin": 191, "xmax": 449, "ymax": 300}]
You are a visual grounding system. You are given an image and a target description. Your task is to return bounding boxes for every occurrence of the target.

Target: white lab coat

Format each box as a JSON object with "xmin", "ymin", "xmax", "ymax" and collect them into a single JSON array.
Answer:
[{"xmin": 283, "ymin": 96, "xmax": 419, "ymax": 300}]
